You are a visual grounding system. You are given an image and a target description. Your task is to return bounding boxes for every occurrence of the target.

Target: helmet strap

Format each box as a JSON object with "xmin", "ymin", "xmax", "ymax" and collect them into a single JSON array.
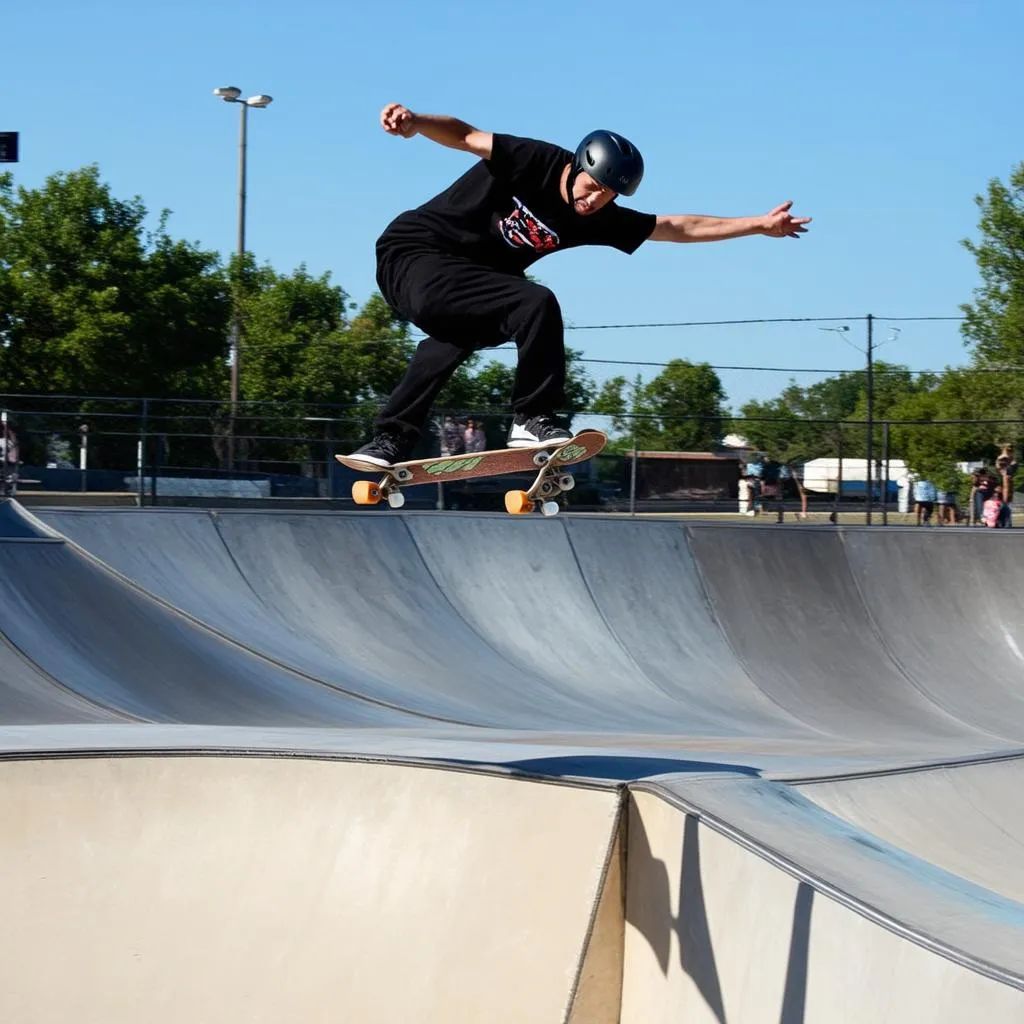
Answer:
[{"xmin": 565, "ymin": 163, "xmax": 582, "ymax": 215}]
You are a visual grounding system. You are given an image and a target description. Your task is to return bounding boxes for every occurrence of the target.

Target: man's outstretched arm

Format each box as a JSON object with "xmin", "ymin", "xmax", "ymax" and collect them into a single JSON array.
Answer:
[
  {"xmin": 649, "ymin": 201, "xmax": 811, "ymax": 243},
  {"xmin": 380, "ymin": 102, "xmax": 493, "ymax": 159}
]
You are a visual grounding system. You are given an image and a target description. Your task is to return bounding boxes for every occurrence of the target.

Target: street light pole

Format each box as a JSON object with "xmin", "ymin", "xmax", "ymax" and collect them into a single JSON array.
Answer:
[
  {"xmin": 233, "ymin": 99, "xmax": 247, "ymax": 426},
  {"xmin": 212, "ymin": 86, "xmax": 272, "ymax": 471}
]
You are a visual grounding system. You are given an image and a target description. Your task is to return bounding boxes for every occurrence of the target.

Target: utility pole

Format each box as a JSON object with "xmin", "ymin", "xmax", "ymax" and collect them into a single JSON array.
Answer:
[{"xmin": 866, "ymin": 313, "xmax": 874, "ymax": 525}]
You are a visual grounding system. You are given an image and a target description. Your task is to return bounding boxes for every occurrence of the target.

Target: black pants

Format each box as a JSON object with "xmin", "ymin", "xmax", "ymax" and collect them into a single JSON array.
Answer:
[{"xmin": 374, "ymin": 248, "xmax": 566, "ymax": 437}]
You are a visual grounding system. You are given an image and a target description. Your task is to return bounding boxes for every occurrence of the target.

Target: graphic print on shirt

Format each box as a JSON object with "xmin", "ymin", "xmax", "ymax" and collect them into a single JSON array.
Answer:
[{"xmin": 497, "ymin": 198, "xmax": 561, "ymax": 253}]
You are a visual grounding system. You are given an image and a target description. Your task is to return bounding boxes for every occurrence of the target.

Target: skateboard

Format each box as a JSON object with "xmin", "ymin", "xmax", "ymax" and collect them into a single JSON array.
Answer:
[{"xmin": 335, "ymin": 429, "xmax": 607, "ymax": 516}]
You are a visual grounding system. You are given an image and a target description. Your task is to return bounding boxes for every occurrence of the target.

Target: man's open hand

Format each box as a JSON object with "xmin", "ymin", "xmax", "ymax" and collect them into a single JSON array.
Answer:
[
  {"xmin": 380, "ymin": 103, "xmax": 417, "ymax": 138},
  {"xmin": 762, "ymin": 200, "xmax": 811, "ymax": 239}
]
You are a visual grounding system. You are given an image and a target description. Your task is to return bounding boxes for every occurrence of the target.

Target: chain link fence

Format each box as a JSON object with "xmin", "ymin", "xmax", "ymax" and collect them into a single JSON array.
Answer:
[{"xmin": 0, "ymin": 393, "xmax": 1018, "ymax": 524}]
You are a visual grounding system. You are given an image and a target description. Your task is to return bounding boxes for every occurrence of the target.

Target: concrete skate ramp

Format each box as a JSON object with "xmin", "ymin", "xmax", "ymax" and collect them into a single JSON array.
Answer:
[
  {"xmin": 4, "ymin": 751, "xmax": 1023, "ymax": 1024},
  {"xmin": 841, "ymin": 529, "xmax": 1024, "ymax": 738},
  {"xmin": 0, "ymin": 534, "xmax": 420, "ymax": 727},
  {"xmin": 28, "ymin": 507, "xmax": 1022, "ymax": 748},
  {"xmin": 0, "ymin": 754, "xmax": 623, "ymax": 1024},
  {"xmin": 685, "ymin": 525, "xmax": 1002, "ymax": 741},
  {"xmin": 623, "ymin": 775, "xmax": 1024, "ymax": 1022},
  {"xmin": 0, "ymin": 629, "xmax": 122, "ymax": 725},
  {"xmin": 29, "ymin": 508, "xmax": 733, "ymax": 731},
  {"xmin": 798, "ymin": 756, "xmax": 1024, "ymax": 903},
  {"xmin": 12, "ymin": 504, "xmax": 1024, "ymax": 1017}
]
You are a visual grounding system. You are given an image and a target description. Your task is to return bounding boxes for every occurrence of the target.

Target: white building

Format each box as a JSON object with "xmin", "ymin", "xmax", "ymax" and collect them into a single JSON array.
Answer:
[{"xmin": 801, "ymin": 457, "xmax": 907, "ymax": 497}]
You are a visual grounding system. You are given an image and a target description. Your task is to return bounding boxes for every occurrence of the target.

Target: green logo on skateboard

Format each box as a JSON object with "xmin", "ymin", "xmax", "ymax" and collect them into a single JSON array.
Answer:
[
  {"xmin": 425, "ymin": 456, "xmax": 485, "ymax": 475},
  {"xmin": 555, "ymin": 444, "xmax": 586, "ymax": 462}
]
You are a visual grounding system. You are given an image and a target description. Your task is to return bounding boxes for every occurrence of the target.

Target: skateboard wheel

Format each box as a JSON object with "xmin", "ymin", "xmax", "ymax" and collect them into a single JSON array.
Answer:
[
  {"xmin": 352, "ymin": 480, "xmax": 382, "ymax": 505},
  {"xmin": 394, "ymin": 467, "xmax": 413, "ymax": 482},
  {"xmin": 505, "ymin": 490, "xmax": 533, "ymax": 515},
  {"xmin": 540, "ymin": 500, "xmax": 560, "ymax": 517},
  {"xmin": 386, "ymin": 490, "xmax": 406, "ymax": 509},
  {"xmin": 556, "ymin": 473, "xmax": 575, "ymax": 491},
  {"xmin": 532, "ymin": 450, "xmax": 552, "ymax": 467}
]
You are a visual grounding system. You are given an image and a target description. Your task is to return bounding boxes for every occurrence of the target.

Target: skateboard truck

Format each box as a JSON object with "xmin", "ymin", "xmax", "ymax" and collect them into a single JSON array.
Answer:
[
  {"xmin": 351, "ymin": 469, "xmax": 412, "ymax": 510},
  {"xmin": 503, "ymin": 448, "xmax": 576, "ymax": 516}
]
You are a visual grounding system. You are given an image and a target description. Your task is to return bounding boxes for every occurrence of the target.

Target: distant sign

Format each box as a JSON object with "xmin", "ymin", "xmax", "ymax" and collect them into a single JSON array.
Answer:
[{"xmin": 0, "ymin": 133, "xmax": 19, "ymax": 163}]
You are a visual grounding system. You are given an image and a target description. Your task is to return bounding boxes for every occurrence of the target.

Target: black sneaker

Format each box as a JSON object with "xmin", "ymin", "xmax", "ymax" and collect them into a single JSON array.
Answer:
[
  {"xmin": 507, "ymin": 413, "xmax": 573, "ymax": 449},
  {"xmin": 348, "ymin": 431, "xmax": 415, "ymax": 468}
]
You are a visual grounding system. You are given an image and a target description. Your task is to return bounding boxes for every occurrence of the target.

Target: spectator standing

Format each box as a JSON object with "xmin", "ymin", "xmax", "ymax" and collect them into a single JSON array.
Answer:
[
  {"xmin": 997, "ymin": 448, "xmax": 1017, "ymax": 528},
  {"xmin": 440, "ymin": 415, "xmax": 466, "ymax": 456},
  {"xmin": 913, "ymin": 477, "xmax": 937, "ymax": 525},
  {"xmin": 464, "ymin": 419, "xmax": 486, "ymax": 453},
  {"xmin": 936, "ymin": 489, "xmax": 957, "ymax": 525},
  {"xmin": 0, "ymin": 417, "xmax": 18, "ymax": 498},
  {"xmin": 781, "ymin": 462, "xmax": 809, "ymax": 520},
  {"xmin": 738, "ymin": 474, "xmax": 756, "ymax": 516},
  {"xmin": 983, "ymin": 486, "xmax": 1006, "ymax": 528}
]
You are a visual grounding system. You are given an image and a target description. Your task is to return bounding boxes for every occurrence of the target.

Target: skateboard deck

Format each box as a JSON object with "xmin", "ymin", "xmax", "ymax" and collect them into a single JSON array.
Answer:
[{"xmin": 336, "ymin": 429, "xmax": 607, "ymax": 516}]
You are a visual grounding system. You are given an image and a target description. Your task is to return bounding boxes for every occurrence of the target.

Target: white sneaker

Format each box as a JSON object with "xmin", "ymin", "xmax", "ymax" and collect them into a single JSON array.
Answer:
[{"xmin": 506, "ymin": 414, "xmax": 573, "ymax": 448}]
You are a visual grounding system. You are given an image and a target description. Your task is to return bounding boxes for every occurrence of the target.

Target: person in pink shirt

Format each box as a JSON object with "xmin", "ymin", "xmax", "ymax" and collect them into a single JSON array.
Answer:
[{"xmin": 982, "ymin": 486, "xmax": 1006, "ymax": 528}]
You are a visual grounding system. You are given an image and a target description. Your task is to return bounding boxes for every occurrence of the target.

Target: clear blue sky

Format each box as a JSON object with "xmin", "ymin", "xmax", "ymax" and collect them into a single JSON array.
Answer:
[{"xmin": 5, "ymin": 0, "xmax": 1022, "ymax": 409}]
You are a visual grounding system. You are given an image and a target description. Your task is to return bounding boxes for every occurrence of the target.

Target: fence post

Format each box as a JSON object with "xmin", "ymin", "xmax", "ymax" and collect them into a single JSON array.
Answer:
[
  {"xmin": 629, "ymin": 433, "xmax": 638, "ymax": 518},
  {"xmin": 837, "ymin": 428, "xmax": 844, "ymax": 510},
  {"xmin": 865, "ymin": 313, "xmax": 874, "ymax": 525},
  {"xmin": 881, "ymin": 421, "xmax": 890, "ymax": 526},
  {"xmin": 138, "ymin": 398, "xmax": 148, "ymax": 506},
  {"xmin": 149, "ymin": 433, "xmax": 160, "ymax": 506},
  {"xmin": 78, "ymin": 424, "xmax": 88, "ymax": 492}
]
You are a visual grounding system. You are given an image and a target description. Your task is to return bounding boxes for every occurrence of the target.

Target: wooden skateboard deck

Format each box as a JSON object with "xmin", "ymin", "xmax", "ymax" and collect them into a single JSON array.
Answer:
[{"xmin": 335, "ymin": 429, "xmax": 607, "ymax": 515}]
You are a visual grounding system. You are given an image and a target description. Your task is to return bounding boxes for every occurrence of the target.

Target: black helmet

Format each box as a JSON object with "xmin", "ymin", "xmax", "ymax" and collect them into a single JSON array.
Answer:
[{"xmin": 572, "ymin": 130, "xmax": 644, "ymax": 196}]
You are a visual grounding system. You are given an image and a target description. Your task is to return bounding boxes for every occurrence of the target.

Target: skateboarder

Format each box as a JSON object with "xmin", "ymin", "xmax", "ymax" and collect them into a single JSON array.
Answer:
[{"xmin": 351, "ymin": 102, "xmax": 811, "ymax": 468}]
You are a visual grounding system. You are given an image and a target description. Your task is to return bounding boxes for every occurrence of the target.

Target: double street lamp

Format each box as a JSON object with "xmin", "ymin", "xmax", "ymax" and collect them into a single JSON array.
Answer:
[{"xmin": 212, "ymin": 86, "xmax": 273, "ymax": 470}]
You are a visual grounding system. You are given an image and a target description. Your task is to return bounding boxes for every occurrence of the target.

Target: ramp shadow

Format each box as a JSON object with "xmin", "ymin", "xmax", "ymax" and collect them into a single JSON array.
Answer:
[
  {"xmin": 628, "ymin": 806, "xmax": 815, "ymax": 1024},
  {"xmin": 626, "ymin": 807, "xmax": 728, "ymax": 1022},
  {"xmin": 779, "ymin": 882, "xmax": 814, "ymax": 1024},
  {"xmin": 679, "ymin": 814, "xmax": 728, "ymax": 1022},
  {"xmin": 495, "ymin": 756, "xmax": 761, "ymax": 783}
]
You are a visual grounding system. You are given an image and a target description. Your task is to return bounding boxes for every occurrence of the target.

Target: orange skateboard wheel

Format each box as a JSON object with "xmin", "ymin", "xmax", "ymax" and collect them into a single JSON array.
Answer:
[
  {"xmin": 352, "ymin": 480, "xmax": 383, "ymax": 505},
  {"xmin": 505, "ymin": 490, "xmax": 533, "ymax": 515}
]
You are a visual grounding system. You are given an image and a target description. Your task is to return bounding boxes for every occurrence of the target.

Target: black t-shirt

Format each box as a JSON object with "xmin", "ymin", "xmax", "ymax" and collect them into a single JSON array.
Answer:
[{"xmin": 377, "ymin": 134, "xmax": 657, "ymax": 274}]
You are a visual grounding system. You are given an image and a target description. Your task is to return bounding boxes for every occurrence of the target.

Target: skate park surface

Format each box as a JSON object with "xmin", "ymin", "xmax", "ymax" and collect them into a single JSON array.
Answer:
[{"xmin": 2, "ymin": 498, "xmax": 1023, "ymax": 1022}]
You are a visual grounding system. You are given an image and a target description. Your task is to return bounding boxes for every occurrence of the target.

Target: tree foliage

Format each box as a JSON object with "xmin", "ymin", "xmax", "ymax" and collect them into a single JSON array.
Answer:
[
  {"xmin": 592, "ymin": 360, "xmax": 727, "ymax": 453},
  {"xmin": 737, "ymin": 362, "xmax": 933, "ymax": 464},
  {"xmin": 0, "ymin": 166, "xmax": 228, "ymax": 398},
  {"xmin": 234, "ymin": 264, "xmax": 414, "ymax": 463},
  {"xmin": 961, "ymin": 163, "xmax": 1024, "ymax": 367}
]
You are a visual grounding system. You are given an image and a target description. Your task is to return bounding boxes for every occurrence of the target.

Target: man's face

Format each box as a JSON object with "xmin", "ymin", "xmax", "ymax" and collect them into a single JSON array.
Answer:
[{"xmin": 571, "ymin": 171, "xmax": 617, "ymax": 215}]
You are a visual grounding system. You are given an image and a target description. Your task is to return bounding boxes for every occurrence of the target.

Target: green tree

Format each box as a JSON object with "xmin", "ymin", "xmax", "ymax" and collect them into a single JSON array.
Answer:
[
  {"xmin": 958, "ymin": 162, "xmax": 1024, "ymax": 459},
  {"xmin": 592, "ymin": 360, "xmax": 726, "ymax": 452},
  {"xmin": 0, "ymin": 166, "xmax": 227, "ymax": 398},
  {"xmin": 0, "ymin": 166, "xmax": 228, "ymax": 468},
  {"xmin": 886, "ymin": 383, "xmax": 963, "ymax": 489},
  {"xmin": 961, "ymin": 163, "xmax": 1024, "ymax": 367},
  {"xmin": 879, "ymin": 163, "xmax": 1024, "ymax": 484},
  {"xmin": 236, "ymin": 268, "xmax": 414, "ymax": 466},
  {"xmin": 737, "ymin": 362, "xmax": 926, "ymax": 463}
]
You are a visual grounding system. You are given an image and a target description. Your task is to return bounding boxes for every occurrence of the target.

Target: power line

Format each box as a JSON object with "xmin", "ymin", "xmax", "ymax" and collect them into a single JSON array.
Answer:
[
  {"xmin": 239, "ymin": 312, "xmax": 968, "ymax": 350},
  {"xmin": 873, "ymin": 316, "xmax": 967, "ymax": 322},
  {"xmin": 236, "ymin": 335, "xmax": 1024, "ymax": 378},
  {"xmin": 236, "ymin": 311, "xmax": 972, "ymax": 375},
  {"xmin": 564, "ymin": 315, "xmax": 856, "ymax": 330},
  {"xmin": 566, "ymin": 314, "xmax": 966, "ymax": 330}
]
